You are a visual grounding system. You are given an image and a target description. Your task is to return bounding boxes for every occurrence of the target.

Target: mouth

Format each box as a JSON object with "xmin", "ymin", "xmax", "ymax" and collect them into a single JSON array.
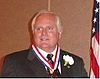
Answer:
[{"xmin": 40, "ymin": 37, "xmax": 49, "ymax": 41}]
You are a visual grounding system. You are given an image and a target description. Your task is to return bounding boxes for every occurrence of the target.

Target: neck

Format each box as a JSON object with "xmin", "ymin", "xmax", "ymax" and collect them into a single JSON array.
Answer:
[{"xmin": 38, "ymin": 46, "xmax": 57, "ymax": 53}]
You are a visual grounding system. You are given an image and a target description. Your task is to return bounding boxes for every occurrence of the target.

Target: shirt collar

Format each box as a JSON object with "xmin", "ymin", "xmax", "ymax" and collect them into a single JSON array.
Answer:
[{"xmin": 37, "ymin": 46, "xmax": 57, "ymax": 61}]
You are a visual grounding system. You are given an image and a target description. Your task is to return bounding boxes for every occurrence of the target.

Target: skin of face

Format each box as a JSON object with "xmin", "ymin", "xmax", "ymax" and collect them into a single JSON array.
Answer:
[{"xmin": 32, "ymin": 13, "xmax": 62, "ymax": 53}]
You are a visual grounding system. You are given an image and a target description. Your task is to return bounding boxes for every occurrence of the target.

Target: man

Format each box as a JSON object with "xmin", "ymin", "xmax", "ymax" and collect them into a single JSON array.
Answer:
[{"xmin": 0, "ymin": 10, "xmax": 88, "ymax": 78}]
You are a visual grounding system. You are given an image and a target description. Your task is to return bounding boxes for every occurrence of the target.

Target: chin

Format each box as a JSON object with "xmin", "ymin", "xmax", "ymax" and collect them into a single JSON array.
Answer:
[
  {"xmin": 39, "ymin": 44, "xmax": 51, "ymax": 48},
  {"xmin": 40, "ymin": 45, "xmax": 49, "ymax": 48}
]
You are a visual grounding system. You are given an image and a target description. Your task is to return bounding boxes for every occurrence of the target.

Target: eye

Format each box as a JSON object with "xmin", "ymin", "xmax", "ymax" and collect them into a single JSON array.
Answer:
[
  {"xmin": 48, "ymin": 26, "xmax": 54, "ymax": 31},
  {"xmin": 35, "ymin": 27, "xmax": 43, "ymax": 31}
]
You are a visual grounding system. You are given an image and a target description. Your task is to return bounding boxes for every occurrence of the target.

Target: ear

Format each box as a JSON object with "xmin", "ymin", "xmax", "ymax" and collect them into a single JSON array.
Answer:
[
  {"xmin": 32, "ymin": 27, "xmax": 35, "ymax": 34},
  {"xmin": 32, "ymin": 30, "xmax": 34, "ymax": 34},
  {"xmin": 58, "ymin": 32, "xmax": 62, "ymax": 39}
]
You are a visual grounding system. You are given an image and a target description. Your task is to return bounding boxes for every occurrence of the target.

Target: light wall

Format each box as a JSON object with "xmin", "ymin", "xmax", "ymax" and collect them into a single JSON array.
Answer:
[{"xmin": 0, "ymin": 0, "xmax": 93, "ymax": 75}]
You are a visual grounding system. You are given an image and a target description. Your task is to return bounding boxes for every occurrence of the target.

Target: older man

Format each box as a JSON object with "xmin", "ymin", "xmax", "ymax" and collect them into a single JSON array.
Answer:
[{"xmin": 0, "ymin": 10, "xmax": 88, "ymax": 78}]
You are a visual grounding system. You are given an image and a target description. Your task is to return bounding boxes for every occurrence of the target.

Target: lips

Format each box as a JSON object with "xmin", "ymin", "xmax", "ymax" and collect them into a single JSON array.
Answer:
[{"xmin": 40, "ymin": 36, "xmax": 49, "ymax": 41}]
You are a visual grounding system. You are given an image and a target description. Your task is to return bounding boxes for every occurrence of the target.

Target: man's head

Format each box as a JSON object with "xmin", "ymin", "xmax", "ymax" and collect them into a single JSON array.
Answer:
[{"xmin": 31, "ymin": 10, "xmax": 63, "ymax": 53}]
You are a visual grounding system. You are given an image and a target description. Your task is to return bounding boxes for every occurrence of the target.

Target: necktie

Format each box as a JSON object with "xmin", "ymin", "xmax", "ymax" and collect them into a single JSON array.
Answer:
[
  {"xmin": 47, "ymin": 54, "xmax": 54, "ymax": 65},
  {"xmin": 46, "ymin": 54, "xmax": 60, "ymax": 78}
]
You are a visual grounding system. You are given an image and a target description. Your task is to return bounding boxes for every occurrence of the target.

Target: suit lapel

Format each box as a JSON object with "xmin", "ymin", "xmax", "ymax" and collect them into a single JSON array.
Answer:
[
  {"xmin": 26, "ymin": 48, "xmax": 50, "ymax": 77},
  {"xmin": 60, "ymin": 50, "xmax": 74, "ymax": 77}
]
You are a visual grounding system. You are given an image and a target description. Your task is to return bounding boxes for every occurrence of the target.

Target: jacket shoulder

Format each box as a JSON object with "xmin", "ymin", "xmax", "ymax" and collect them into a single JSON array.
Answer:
[{"xmin": 3, "ymin": 49, "xmax": 31, "ymax": 64}]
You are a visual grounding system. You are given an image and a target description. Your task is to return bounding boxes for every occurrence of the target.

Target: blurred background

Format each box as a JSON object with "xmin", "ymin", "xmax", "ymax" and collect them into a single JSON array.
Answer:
[{"xmin": 0, "ymin": 0, "xmax": 94, "ymax": 75}]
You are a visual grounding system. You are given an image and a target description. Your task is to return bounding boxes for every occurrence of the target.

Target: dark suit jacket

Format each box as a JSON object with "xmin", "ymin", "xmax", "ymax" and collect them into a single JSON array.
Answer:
[{"xmin": 0, "ymin": 48, "xmax": 88, "ymax": 78}]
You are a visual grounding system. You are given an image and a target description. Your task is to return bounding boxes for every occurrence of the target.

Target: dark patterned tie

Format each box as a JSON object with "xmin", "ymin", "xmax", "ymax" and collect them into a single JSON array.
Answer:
[
  {"xmin": 47, "ymin": 54, "xmax": 54, "ymax": 65},
  {"xmin": 46, "ymin": 54, "xmax": 60, "ymax": 78}
]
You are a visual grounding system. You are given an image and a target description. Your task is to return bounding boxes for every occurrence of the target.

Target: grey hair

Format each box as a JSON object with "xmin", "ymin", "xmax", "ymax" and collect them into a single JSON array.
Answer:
[{"xmin": 31, "ymin": 10, "xmax": 63, "ymax": 33}]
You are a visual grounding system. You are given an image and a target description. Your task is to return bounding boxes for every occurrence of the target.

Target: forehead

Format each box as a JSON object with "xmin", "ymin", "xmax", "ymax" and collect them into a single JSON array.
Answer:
[{"xmin": 35, "ymin": 13, "xmax": 56, "ymax": 22}]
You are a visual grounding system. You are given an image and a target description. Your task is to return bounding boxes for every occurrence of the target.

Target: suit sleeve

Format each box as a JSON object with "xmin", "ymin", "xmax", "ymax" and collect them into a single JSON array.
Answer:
[
  {"xmin": 80, "ymin": 58, "xmax": 88, "ymax": 77},
  {"xmin": 0, "ymin": 55, "xmax": 17, "ymax": 77}
]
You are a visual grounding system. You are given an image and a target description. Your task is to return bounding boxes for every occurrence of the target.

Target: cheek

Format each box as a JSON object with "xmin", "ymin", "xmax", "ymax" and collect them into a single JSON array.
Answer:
[
  {"xmin": 50, "ymin": 33, "xmax": 60, "ymax": 41},
  {"xmin": 33, "ymin": 33, "xmax": 40, "ymax": 41}
]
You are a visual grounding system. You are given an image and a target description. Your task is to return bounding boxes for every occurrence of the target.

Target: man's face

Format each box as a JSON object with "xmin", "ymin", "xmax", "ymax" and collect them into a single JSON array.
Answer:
[{"xmin": 32, "ymin": 14, "xmax": 61, "ymax": 52}]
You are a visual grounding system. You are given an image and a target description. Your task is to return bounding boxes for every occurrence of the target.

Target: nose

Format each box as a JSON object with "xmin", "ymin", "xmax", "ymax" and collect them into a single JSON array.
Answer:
[{"xmin": 42, "ymin": 28, "xmax": 48, "ymax": 36}]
